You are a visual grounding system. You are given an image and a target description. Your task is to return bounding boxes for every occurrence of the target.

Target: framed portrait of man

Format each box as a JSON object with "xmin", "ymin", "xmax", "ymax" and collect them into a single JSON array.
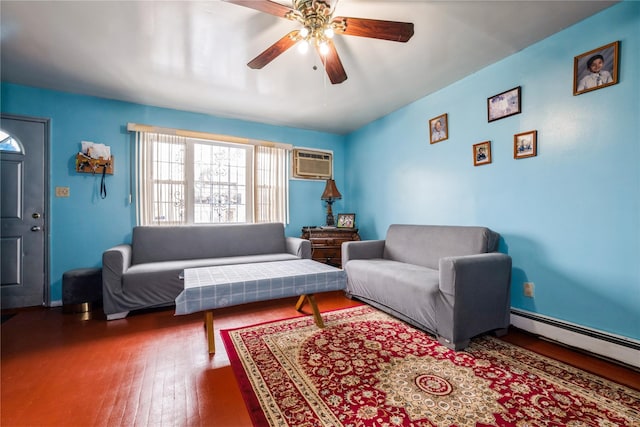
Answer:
[
  {"xmin": 429, "ymin": 113, "xmax": 448, "ymax": 144},
  {"xmin": 573, "ymin": 41, "xmax": 619, "ymax": 96}
]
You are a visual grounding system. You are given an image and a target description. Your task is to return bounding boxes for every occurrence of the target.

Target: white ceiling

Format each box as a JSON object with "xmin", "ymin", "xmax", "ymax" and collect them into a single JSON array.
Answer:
[{"xmin": 1, "ymin": 1, "xmax": 617, "ymax": 135}]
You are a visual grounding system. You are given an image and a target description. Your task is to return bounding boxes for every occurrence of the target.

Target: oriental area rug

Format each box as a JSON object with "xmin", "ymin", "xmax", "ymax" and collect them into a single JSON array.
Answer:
[{"xmin": 221, "ymin": 305, "xmax": 640, "ymax": 427}]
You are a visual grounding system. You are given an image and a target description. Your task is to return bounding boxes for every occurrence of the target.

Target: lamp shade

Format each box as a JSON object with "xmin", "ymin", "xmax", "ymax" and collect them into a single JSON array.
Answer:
[{"xmin": 321, "ymin": 179, "xmax": 342, "ymax": 200}]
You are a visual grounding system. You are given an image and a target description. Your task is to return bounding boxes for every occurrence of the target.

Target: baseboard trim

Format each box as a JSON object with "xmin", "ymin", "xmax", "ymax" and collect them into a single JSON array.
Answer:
[{"xmin": 510, "ymin": 309, "xmax": 640, "ymax": 369}]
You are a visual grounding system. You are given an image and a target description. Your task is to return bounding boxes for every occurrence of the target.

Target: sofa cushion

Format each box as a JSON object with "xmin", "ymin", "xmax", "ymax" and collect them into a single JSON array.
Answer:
[
  {"xmin": 382, "ymin": 224, "xmax": 499, "ymax": 270},
  {"xmin": 126, "ymin": 253, "xmax": 300, "ymax": 277},
  {"xmin": 345, "ymin": 259, "xmax": 440, "ymax": 332},
  {"xmin": 121, "ymin": 254, "xmax": 300, "ymax": 307},
  {"xmin": 131, "ymin": 223, "xmax": 287, "ymax": 265}
]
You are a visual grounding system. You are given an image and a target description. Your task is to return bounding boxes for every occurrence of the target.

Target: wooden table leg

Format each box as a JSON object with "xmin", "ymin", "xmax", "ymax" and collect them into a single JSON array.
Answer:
[
  {"xmin": 295, "ymin": 294, "xmax": 325, "ymax": 328},
  {"xmin": 205, "ymin": 311, "xmax": 215, "ymax": 354}
]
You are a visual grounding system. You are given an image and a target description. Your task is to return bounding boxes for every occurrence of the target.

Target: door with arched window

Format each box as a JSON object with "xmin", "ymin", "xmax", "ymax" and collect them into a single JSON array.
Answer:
[{"xmin": 1, "ymin": 114, "xmax": 49, "ymax": 308}]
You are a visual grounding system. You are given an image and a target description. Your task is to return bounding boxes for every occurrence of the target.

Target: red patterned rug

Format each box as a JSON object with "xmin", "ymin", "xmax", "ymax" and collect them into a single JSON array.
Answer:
[{"xmin": 221, "ymin": 305, "xmax": 640, "ymax": 426}]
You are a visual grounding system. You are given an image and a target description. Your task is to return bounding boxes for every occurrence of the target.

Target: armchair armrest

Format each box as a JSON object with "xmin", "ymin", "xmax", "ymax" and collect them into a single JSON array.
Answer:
[
  {"xmin": 438, "ymin": 253, "xmax": 511, "ymax": 296},
  {"xmin": 286, "ymin": 236, "xmax": 311, "ymax": 259},
  {"xmin": 437, "ymin": 253, "xmax": 512, "ymax": 346},
  {"xmin": 342, "ymin": 240, "xmax": 385, "ymax": 267}
]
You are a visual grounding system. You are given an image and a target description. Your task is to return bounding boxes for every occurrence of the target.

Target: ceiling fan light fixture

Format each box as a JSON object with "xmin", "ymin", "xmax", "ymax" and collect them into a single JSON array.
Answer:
[
  {"xmin": 318, "ymin": 41, "xmax": 330, "ymax": 56},
  {"xmin": 297, "ymin": 39, "xmax": 310, "ymax": 54},
  {"xmin": 324, "ymin": 27, "xmax": 334, "ymax": 39},
  {"xmin": 229, "ymin": 0, "xmax": 414, "ymax": 85}
]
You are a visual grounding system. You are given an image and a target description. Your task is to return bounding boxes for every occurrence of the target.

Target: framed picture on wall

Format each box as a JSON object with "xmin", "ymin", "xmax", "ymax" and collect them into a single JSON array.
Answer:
[
  {"xmin": 429, "ymin": 113, "xmax": 448, "ymax": 144},
  {"xmin": 573, "ymin": 41, "xmax": 619, "ymax": 96},
  {"xmin": 487, "ymin": 86, "xmax": 521, "ymax": 122},
  {"xmin": 473, "ymin": 141, "xmax": 492, "ymax": 166},
  {"xmin": 336, "ymin": 213, "xmax": 355, "ymax": 228},
  {"xmin": 514, "ymin": 130, "xmax": 537, "ymax": 159}
]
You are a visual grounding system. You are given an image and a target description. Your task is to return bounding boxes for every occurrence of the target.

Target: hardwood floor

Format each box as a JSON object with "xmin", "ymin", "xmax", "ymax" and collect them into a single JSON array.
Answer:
[{"xmin": 2, "ymin": 292, "xmax": 638, "ymax": 426}]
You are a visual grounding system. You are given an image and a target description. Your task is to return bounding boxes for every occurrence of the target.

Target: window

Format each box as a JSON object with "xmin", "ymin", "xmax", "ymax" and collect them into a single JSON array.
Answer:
[
  {"xmin": 0, "ymin": 129, "xmax": 24, "ymax": 153},
  {"xmin": 134, "ymin": 127, "xmax": 289, "ymax": 226},
  {"xmin": 192, "ymin": 141, "xmax": 251, "ymax": 223}
]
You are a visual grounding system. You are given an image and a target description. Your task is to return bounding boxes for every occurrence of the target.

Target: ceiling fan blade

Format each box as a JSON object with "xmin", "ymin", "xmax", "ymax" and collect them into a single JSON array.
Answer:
[
  {"xmin": 316, "ymin": 40, "xmax": 347, "ymax": 85},
  {"xmin": 224, "ymin": 0, "xmax": 293, "ymax": 18},
  {"xmin": 333, "ymin": 17, "xmax": 414, "ymax": 42},
  {"xmin": 248, "ymin": 30, "xmax": 300, "ymax": 69}
]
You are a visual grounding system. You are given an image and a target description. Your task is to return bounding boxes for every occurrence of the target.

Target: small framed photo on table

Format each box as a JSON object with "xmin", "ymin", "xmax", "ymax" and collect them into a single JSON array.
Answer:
[
  {"xmin": 514, "ymin": 130, "xmax": 537, "ymax": 159},
  {"xmin": 473, "ymin": 141, "xmax": 492, "ymax": 166},
  {"xmin": 488, "ymin": 86, "xmax": 521, "ymax": 122},
  {"xmin": 336, "ymin": 213, "xmax": 355, "ymax": 228}
]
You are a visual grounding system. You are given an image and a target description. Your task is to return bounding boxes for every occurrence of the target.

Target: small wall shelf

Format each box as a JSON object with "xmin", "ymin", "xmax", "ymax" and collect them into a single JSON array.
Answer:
[{"xmin": 75, "ymin": 154, "xmax": 113, "ymax": 175}]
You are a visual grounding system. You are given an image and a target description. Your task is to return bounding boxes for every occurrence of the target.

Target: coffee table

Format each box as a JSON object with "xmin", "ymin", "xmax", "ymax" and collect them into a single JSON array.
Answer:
[{"xmin": 175, "ymin": 259, "xmax": 347, "ymax": 354}]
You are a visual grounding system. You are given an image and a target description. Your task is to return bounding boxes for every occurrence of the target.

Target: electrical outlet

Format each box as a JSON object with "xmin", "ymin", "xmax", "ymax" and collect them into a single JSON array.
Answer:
[
  {"xmin": 523, "ymin": 282, "xmax": 535, "ymax": 297},
  {"xmin": 55, "ymin": 186, "xmax": 70, "ymax": 198}
]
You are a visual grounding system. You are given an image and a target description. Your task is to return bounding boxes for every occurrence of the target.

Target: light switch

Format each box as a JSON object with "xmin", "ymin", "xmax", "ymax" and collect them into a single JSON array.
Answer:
[{"xmin": 55, "ymin": 186, "xmax": 70, "ymax": 197}]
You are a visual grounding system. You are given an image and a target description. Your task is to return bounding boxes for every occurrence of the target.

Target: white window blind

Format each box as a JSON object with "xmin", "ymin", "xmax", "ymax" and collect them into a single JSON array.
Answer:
[
  {"xmin": 130, "ymin": 124, "xmax": 291, "ymax": 226},
  {"xmin": 138, "ymin": 132, "xmax": 186, "ymax": 225},
  {"xmin": 255, "ymin": 145, "xmax": 289, "ymax": 224}
]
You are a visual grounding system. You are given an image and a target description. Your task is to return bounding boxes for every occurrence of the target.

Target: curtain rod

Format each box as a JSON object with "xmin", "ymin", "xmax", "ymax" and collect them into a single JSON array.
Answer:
[{"xmin": 126, "ymin": 123, "xmax": 293, "ymax": 150}]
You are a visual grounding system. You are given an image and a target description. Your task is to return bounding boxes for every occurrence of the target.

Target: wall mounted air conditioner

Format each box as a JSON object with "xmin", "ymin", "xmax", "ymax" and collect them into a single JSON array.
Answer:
[{"xmin": 292, "ymin": 148, "xmax": 333, "ymax": 180}]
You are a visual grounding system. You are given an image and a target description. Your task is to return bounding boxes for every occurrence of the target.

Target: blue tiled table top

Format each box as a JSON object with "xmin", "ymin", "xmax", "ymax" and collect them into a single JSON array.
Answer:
[{"xmin": 175, "ymin": 259, "xmax": 346, "ymax": 315}]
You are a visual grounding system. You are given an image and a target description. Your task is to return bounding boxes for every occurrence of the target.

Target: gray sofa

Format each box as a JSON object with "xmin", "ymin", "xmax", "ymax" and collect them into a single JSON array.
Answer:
[
  {"xmin": 102, "ymin": 223, "xmax": 311, "ymax": 320},
  {"xmin": 342, "ymin": 224, "xmax": 512, "ymax": 350}
]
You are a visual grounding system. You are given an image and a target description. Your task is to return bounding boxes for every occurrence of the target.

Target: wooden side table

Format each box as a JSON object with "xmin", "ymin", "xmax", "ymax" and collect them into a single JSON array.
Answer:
[{"xmin": 301, "ymin": 227, "xmax": 361, "ymax": 268}]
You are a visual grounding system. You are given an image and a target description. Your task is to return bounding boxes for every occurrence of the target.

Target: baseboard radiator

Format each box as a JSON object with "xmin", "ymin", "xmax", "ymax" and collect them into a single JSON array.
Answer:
[{"xmin": 510, "ymin": 309, "xmax": 640, "ymax": 369}]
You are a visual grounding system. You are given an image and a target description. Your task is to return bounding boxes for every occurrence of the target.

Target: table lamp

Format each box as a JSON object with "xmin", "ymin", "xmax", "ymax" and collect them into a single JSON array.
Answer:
[{"xmin": 321, "ymin": 179, "xmax": 342, "ymax": 226}]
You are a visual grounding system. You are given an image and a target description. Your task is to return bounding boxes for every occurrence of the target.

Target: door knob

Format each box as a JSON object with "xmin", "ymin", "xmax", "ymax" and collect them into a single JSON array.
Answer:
[
  {"xmin": 32, "ymin": 213, "xmax": 41, "ymax": 219},
  {"xmin": 31, "ymin": 226, "xmax": 42, "ymax": 232}
]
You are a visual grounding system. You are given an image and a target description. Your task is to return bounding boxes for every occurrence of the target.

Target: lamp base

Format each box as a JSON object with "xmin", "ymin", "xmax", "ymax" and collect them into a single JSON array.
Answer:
[{"xmin": 325, "ymin": 200, "xmax": 335, "ymax": 227}]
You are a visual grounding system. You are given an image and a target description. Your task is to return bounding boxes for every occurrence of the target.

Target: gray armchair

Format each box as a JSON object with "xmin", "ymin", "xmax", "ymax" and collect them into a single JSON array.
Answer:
[{"xmin": 342, "ymin": 224, "xmax": 512, "ymax": 350}]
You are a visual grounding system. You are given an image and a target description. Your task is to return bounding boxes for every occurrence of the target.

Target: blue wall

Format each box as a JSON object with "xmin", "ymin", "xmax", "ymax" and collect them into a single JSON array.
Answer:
[
  {"xmin": 1, "ymin": 84, "xmax": 346, "ymax": 303},
  {"xmin": 345, "ymin": 2, "xmax": 639, "ymax": 340},
  {"xmin": 2, "ymin": 2, "xmax": 638, "ymax": 342}
]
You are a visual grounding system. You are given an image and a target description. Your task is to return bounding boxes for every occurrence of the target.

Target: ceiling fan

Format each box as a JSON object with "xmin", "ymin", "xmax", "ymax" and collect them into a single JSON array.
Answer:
[{"xmin": 225, "ymin": 0, "xmax": 414, "ymax": 84}]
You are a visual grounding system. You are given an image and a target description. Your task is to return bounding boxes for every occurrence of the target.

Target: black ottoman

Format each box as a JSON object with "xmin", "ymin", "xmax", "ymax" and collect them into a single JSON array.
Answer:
[{"xmin": 62, "ymin": 268, "xmax": 102, "ymax": 314}]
